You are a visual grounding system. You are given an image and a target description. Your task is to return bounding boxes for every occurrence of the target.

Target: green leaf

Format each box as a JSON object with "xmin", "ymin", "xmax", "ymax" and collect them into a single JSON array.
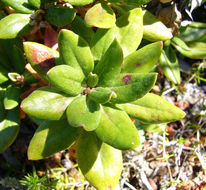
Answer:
[
  {"xmin": 108, "ymin": 0, "xmax": 152, "ymax": 5},
  {"xmin": 94, "ymin": 39, "xmax": 123, "ymax": 86},
  {"xmin": 86, "ymin": 72, "xmax": 99, "ymax": 88},
  {"xmin": 64, "ymin": 0, "xmax": 95, "ymax": 6},
  {"xmin": 28, "ymin": 0, "xmax": 41, "ymax": 9},
  {"xmin": 0, "ymin": 14, "xmax": 32, "ymax": 39},
  {"xmin": 95, "ymin": 105, "xmax": 140, "ymax": 150},
  {"xmin": 117, "ymin": 93, "xmax": 186, "ymax": 124},
  {"xmin": 159, "ymin": 46, "xmax": 181, "ymax": 84},
  {"xmin": 45, "ymin": 5, "xmax": 76, "ymax": 27},
  {"xmin": 12, "ymin": 44, "xmax": 26, "ymax": 74},
  {"xmin": 4, "ymin": 85, "xmax": 22, "ymax": 110},
  {"xmin": 47, "ymin": 65, "xmax": 85, "ymax": 96},
  {"xmin": 28, "ymin": 119, "xmax": 79, "ymax": 160},
  {"xmin": 143, "ymin": 10, "xmax": 173, "ymax": 41},
  {"xmin": 66, "ymin": 96, "xmax": 101, "ymax": 131},
  {"xmin": 2, "ymin": 0, "xmax": 34, "ymax": 13},
  {"xmin": 172, "ymin": 41, "xmax": 206, "ymax": 59},
  {"xmin": 72, "ymin": 16, "xmax": 95, "ymax": 43},
  {"xmin": 0, "ymin": 89, "xmax": 6, "ymax": 121},
  {"xmin": 0, "ymin": 108, "xmax": 20, "ymax": 153},
  {"xmin": 114, "ymin": 8, "xmax": 143, "ymax": 56},
  {"xmin": 24, "ymin": 42, "xmax": 60, "ymax": 77},
  {"xmin": 88, "ymin": 87, "xmax": 116, "ymax": 104},
  {"xmin": 109, "ymin": 73, "xmax": 157, "ymax": 104},
  {"xmin": 85, "ymin": 2, "xmax": 116, "ymax": 28},
  {"xmin": 58, "ymin": 29, "xmax": 94, "ymax": 76},
  {"xmin": 122, "ymin": 41, "xmax": 163, "ymax": 73},
  {"xmin": 0, "ymin": 66, "xmax": 9, "ymax": 84},
  {"xmin": 21, "ymin": 87, "xmax": 74, "ymax": 120},
  {"xmin": 134, "ymin": 120, "xmax": 164, "ymax": 133},
  {"xmin": 178, "ymin": 24, "xmax": 206, "ymax": 42},
  {"xmin": 77, "ymin": 131, "xmax": 122, "ymax": 190},
  {"xmin": 90, "ymin": 28, "xmax": 115, "ymax": 61}
]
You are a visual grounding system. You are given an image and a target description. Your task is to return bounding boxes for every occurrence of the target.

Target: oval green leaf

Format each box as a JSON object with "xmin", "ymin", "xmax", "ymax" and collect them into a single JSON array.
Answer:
[
  {"xmin": 66, "ymin": 96, "xmax": 101, "ymax": 131},
  {"xmin": 4, "ymin": 85, "xmax": 22, "ymax": 110},
  {"xmin": 47, "ymin": 65, "xmax": 85, "ymax": 96},
  {"xmin": 58, "ymin": 29, "xmax": 94, "ymax": 76},
  {"xmin": 143, "ymin": 10, "xmax": 173, "ymax": 41},
  {"xmin": 85, "ymin": 2, "xmax": 116, "ymax": 28},
  {"xmin": 0, "ymin": 14, "xmax": 32, "ymax": 39},
  {"xmin": 0, "ymin": 108, "xmax": 20, "ymax": 153},
  {"xmin": 109, "ymin": 73, "xmax": 157, "ymax": 104},
  {"xmin": 94, "ymin": 39, "xmax": 123, "ymax": 86},
  {"xmin": 117, "ymin": 93, "xmax": 186, "ymax": 124},
  {"xmin": 77, "ymin": 131, "xmax": 122, "ymax": 190},
  {"xmin": 45, "ymin": 5, "xmax": 76, "ymax": 27},
  {"xmin": 95, "ymin": 105, "xmax": 140, "ymax": 150},
  {"xmin": 21, "ymin": 86, "xmax": 74, "ymax": 120},
  {"xmin": 28, "ymin": 119, "xmax": 79, "ymax": 160},
  {"xmin": 2, "ymin": 0, "xmax": 34, "ymax": 13},
  {"xmin": 122, "ymin": 41, "xmax": 163, "ymax": 73},
  {"xmin": 88, "ymin": 87, "xmax": 116, "ymax": 104},
  {"xmin": 28, "ymin": 0, "xmax": 41, "ymax": 9},
  {"xmin": 114, "ymin": 8, "xmax": 143, "ymax": 57}
]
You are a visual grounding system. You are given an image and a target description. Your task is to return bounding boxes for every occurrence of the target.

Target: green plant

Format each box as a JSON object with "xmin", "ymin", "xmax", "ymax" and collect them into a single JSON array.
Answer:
[
  {"xmin": 20, "ymin": 167, "xmax": 57, "ymax": 190},
  {"xmin": 159, "ymin": 21, "xmax": 206, "ymax": 85},
  {"xmin": 0, "ymin": 0, "xmax": 186, "ymax": 189}
]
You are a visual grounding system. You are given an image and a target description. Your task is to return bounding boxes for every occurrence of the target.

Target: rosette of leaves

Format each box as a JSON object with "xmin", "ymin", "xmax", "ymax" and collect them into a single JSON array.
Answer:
[{"xmin": 21, "ymin": 7, "xmax": 185, "ymax": 189}]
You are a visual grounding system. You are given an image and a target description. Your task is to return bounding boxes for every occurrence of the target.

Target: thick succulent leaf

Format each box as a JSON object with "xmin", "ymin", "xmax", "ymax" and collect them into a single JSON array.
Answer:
[
  {"xmin": 45, "ymin": 6, "xmax": 76, "ymax": 27},
  {"xmin": 2, "ymin": 0, "xmax": 34, "ymax": 13},
  {"xmin": 90, "ymin": 28, "xmax": 115, "ymax": 61},
  {"xmin": 88, "ymin": 87, "xmax": 116, "ymax": 104},
  {"xmin": 58, "ymin": 29, "xmax": 94, "ymax": 76},
  {"xmin": 117, "ymin": 93, "xmax": 185, "ymax": 124},
  {"xmin": 159, "ymin": 47, "xmax": 181, "ymax": 84},
  {"xmin": 0, "ymin": 89, "xmax": 6, "ymax": 121},
  {"xmin": 24, "ymin": 42, "xmax": 60, "ymax": 77},
  {"xmin": 122, "ymin": 41, "xmax": 163, "ymax": 73},
  {"xmin": 114, "ymin": 8, "xmax": 143, "ymax": 57},
  {"xmin": 94, "ymin": 39, "xmax": 123, "ymax": 86},
  {"xmin": 28, "ymin": 0, "xmax": 41, "ymax": 9},
  {"xmin": 108, "ymin": 73, "xmax": 157, "ymax": 104},
  {"xmin": 64, "ymin": 0, "xmax": 95, "ymax": 6},
  {"xmin": 0, "ymin": 14, "xmax": 32, "ymax": 39},
  {"xmin": 77, "ymin": 131, "xmax": 122, "ymax": 190},
  {"xmin": 0, "ymin": 66, "xmax": 9, "ymax": 84},
  {"xmin": 47, "ymin": 65, "xmax": 85, "ymax": 96},
  {"xmin": 95, "ymin": 105, "xmax": 140, "ymax": 150},
  {"xmin": 178, "ymin": 24, "xmax": 206, "ymax": 42},
  {"xmin": 66, "ymin": 96, "xmax": 101, "ymax": 131},
  {"xmin": 4, "ymin": 85, "xmax": 22, "ymax": 110},
  {"xmin": 143, "ymin": 10, "xmax": 173, "ymax": 41},
  {"xmin": 0, "ymin": 108, "xmax": 20, "ymax": 153},
  {"xmin": 72, "ymin": 16, "xmax": 95, "ymax": 43},
  {"xmin": 28, "ymin": 119, "xmax": 79, "ymax": 160},
  {"xmin": 85, "ymin": 2, "xmax": 116, "ymax": 28},
  {"xmin": 21, "ymin": 87, "xmax": 74, "ymax": 120},
  {"xmin": 172, "ymin": 42, "xmax": 206, "ymax": 59},
  {"xmin": 86, "ymin": 73, "xmax": 99, "ymax": 88}
]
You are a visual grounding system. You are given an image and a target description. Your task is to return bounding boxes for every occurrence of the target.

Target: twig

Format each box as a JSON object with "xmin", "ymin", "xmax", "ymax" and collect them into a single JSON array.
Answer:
[
  {"xmin": 140, "ymin": 171, "xmax": 153, "ymax": 190},
  {"xmin": 124, "ymin": 181, "xmax": 137, "ymax": 190}
]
